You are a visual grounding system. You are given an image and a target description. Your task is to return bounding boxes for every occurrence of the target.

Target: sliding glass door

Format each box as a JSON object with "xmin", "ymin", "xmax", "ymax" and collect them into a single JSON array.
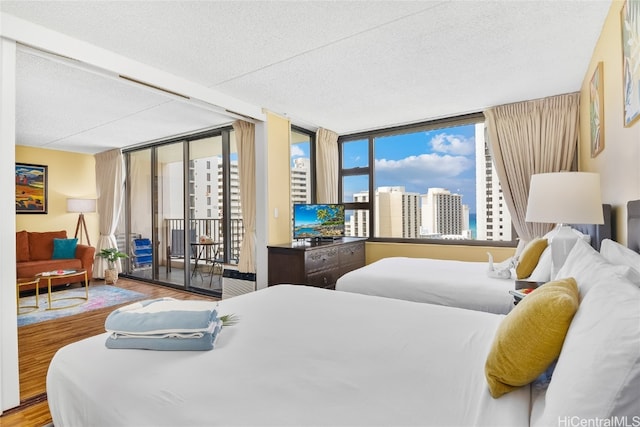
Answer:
[
  {"xmin": 157, "ymin": 142, "xmax": 185, "ymax": 286},
  {"xmin": 126, "ymin": 149, "xmax": 153, "ymax": 281},
  {"xmin": 188, "ymin": 135, "xmax": 223, "ymax": 293},
  {"xmin": 118, "ymin": 127, "xmax": 241, "ymax": 296}
]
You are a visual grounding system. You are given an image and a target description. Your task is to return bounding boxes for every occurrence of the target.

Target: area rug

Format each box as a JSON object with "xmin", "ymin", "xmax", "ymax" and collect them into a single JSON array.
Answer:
[{"xmin": 18, "ymin": 285, "xmax": 147, "ymax": 327}]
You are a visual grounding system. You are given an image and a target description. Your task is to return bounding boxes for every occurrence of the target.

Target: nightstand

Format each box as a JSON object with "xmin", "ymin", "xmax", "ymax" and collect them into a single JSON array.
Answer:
[{"xmin": 510, "ymin": 280, "xmax": 546, "ymax": 305}]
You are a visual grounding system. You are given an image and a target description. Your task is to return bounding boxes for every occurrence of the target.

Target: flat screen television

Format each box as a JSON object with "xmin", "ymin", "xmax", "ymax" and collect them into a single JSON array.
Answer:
[{"xmin": 293, "ymin": 203, "xmax": 345, "ymax": 240}]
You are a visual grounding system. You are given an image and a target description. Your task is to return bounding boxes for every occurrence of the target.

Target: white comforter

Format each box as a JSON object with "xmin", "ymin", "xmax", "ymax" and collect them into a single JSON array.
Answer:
[
  {"xmin": 47, "ymin": 285, "xmax": 530, "ymax": 427},
  {"xmin": 336, "ymin": 257, "xmax": 515, "ymax": 314}
]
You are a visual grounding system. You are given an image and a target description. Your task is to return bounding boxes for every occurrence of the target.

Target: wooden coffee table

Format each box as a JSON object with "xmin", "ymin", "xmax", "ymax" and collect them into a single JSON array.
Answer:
[
  {"xmin": 36, "ymin": 269, "xmax": 89, "ymax": 310},
  {"xmin": 16, "ymin": 277, "xmax": 40, "ymax": 313}
]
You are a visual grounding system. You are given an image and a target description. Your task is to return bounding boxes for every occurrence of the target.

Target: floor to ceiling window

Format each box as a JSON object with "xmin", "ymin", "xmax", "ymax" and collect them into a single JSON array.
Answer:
[{"xmin": 116, "ymin": 127, "xmax": 241, "ymax": 296}]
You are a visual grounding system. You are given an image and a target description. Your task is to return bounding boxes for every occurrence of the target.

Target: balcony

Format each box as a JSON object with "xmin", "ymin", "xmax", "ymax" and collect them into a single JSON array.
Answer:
[{"xmin": 165, "ymin": 217, "xmax": 244, "ymax": 267}]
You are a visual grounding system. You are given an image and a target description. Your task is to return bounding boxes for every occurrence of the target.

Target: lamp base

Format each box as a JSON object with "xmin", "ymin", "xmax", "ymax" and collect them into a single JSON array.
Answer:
[
  {"xmin": 74, "ymin": 213, "xmax": 91, "ymax": 246},
  {"xmin": 550, "ymin": 224, "xmax": 579, "ymax": 279}
]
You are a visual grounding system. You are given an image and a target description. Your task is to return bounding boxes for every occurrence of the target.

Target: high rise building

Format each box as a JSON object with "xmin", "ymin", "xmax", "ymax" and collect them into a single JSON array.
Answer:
[
  {"xmin": 349, "ymin": 191, "xmax": 370, "ymax": 237},
  {"xmin": 291, "ymin": 158, "xmax": 311, "ymax": 206},
  {"xmin": 218, "ymin": 160, "xmax": 242, "ymax": 220},
  {"xmin": 189, "ymin": 157, "xmax": 220, "ymax": 219},
  {"xmin": 187, "ymin": 157, "xmax": 243, "ymax": 221},
  {"xmin": 375, "ymin": 186, "xmax": 420, "ymax": 238},
  {"xmin": 421, "ymin": 188, "xmax": 464, "ymax": 237},
  {"xmin": 474, "ymin": 123, "xmax": 512, "ymax": 241}
]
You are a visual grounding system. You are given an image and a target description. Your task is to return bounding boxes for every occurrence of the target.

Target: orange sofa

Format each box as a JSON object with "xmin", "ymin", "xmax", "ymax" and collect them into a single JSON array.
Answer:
[{"xmin": 16, "ymin": 230, "xmax": 95, "ymax": 291}]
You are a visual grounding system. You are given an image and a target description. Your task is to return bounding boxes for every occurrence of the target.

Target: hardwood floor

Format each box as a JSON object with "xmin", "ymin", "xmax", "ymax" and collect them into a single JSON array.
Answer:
[{"xmin": 0, "ymin": 278, "xmax": 218, "ymax": 427}]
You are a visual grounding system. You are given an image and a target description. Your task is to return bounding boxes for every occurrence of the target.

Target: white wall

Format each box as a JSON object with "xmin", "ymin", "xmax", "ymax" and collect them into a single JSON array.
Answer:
[
  {"xmin": 0, "ymin": 37, "xmax": 20, "ymax": 413},
  {"xmin": 579, "ymin": 1, "xmax": 640, "ymax": 244}
]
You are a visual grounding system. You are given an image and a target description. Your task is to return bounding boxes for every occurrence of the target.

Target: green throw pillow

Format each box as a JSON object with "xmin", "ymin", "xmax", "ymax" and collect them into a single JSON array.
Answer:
[{"xmin": 52, "ymin": 238, "xmax": 78, "ymax": 259}]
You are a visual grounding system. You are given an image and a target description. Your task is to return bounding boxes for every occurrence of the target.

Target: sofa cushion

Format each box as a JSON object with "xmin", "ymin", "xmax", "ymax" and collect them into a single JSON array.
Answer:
[
  {"xmin": 17, "ymin": 259, "xmax": 83, "ymax": 279},
  {"xmin": 16, "ymin": 230, "xmax": 30, "ymax": 262},
  {"xmin": 52, "ymin": 238, "xmax": 78, "ymax": 259},
  {"xmin": 28, "ymin": 231, "xmax": 67, "ymax": 261}
]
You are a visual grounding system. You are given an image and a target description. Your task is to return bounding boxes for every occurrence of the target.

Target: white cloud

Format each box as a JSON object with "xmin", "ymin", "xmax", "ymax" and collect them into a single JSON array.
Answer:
[
  {"xmin": 291, "ymin": 145, "xmax": 305, "ymax": 157},
  {"xmin": 375, "ymin": 153, "xmax": 473, "ymax": 194},
  {"xmin": 429, "ymin": 132, "xmax": 474, "ymax": 156},
  {"xmin": 376, "ymin": 153, "xmax": 472, "ymax": 177}
]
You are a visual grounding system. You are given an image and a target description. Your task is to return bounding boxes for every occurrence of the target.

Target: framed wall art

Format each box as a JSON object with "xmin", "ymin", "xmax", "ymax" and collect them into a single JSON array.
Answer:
[
  {"xmin": 590, "ymin": 62, "xmax": 605, "ymax": 158},
  {"xmin": 15, "ymin": 163, "xmax": 48, "ymax": 214},
  {"xmin": 621, "ymin": 0, "xmax": 640, "ymax": 127}
]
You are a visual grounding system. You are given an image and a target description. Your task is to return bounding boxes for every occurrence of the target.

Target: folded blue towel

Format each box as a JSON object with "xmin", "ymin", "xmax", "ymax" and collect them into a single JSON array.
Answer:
[
  {"xmin": 105, "ymin": 297, "xmax": 219, "ymax": 335},
  {"xmin": 105, "ymin": 319, "xmax": 223, "ymax": 351}
]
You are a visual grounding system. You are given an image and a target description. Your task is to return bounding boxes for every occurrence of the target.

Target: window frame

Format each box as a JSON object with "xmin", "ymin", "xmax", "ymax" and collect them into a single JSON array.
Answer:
[
  {"xmin": 290, "ymin": 125, "xmax": 317, "ymax": 204},
  {"xmin": 338, "ymin": 112, "xmax": 516, "ymax": 248}
]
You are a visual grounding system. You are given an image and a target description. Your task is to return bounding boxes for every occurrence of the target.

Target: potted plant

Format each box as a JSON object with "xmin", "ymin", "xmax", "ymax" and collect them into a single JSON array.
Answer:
[{"xmin": 98, "ymin": 248, "xmax": 128, "ymax": 284}]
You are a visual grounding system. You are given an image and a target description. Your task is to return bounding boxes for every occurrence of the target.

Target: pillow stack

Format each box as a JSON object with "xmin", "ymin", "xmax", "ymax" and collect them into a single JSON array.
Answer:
[
  {"xmin": 105, "ymin": 297, "xmax": 223, "ymax": 351},
  {"xmin": 555, "ymin": 238, "xmax": 640, "ymax": 298}
]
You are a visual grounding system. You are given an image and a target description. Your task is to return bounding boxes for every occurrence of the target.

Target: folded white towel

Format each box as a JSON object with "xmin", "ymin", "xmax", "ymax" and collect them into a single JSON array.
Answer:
[{"xmin": 105, "ymin": 297, "xmax": 219, "ymax": 335}]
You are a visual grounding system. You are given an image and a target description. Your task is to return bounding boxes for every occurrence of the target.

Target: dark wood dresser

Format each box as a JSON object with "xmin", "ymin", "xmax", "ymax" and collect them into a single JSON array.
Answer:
[{"xmin": 267, "ymin": 237, "xmax": 366, "ymax": 289}]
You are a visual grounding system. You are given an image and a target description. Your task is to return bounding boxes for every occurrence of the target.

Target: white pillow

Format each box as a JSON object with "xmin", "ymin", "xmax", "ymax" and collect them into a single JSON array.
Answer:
[
  {"xmin": 527, "ymin": 246, "xmax": 551, "ymax": 282},
  {"xmin": 554, "ymin": 238, "xmax": 635, "ymax": 299},
  {"xmin": 600, "ymin": 239, "xmax": 640, "ymax": 286},
  {"xmin": 534, "ymin": 277, "xmax": 640, "ymax": 424},
  {"xmin": 514, "ymin": 239, "xmax": 528, "ymax": 258}
]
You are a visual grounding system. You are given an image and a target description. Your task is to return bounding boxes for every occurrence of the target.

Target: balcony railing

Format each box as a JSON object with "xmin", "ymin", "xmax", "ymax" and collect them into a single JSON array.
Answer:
[{"xmin": 165, "ymin": 218, "xmax": 244, "ymax": 265}]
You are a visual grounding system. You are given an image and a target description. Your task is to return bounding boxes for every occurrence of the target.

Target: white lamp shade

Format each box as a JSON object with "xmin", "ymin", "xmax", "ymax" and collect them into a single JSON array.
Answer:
[
  {"xmin": 67, "ymin": 198, "xmax": 96, "ymax": 213},
  {"xmin": 525, "ymin": 172, "xmax": 604, "ymax": 225}
]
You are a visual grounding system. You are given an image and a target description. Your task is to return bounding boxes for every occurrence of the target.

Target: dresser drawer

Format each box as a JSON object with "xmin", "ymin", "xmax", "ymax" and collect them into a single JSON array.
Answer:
[
  {"xmin": 305, "ymin": 247, "xmax": 339, "ymax": 273},
  {"xmin": 339, "ymin": 242, "xmax": 365, "ymax": 268},
  {"xmin": 306, "ymin": 270, "xmax": 339, "ymax": 289}
]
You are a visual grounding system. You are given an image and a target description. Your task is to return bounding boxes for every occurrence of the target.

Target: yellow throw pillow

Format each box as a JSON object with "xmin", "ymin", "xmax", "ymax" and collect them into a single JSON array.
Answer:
[
  {"xmin": 484, "ymin": 277, "xmax": 579, "ymax": 398},
  {"xmin": 515, "ymin": 237, "xmax": 548, "ymax": 279}
]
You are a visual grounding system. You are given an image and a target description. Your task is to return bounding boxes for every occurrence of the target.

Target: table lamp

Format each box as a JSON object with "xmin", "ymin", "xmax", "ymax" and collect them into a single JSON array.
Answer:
[
  {"xmin": 525, "ymin": 172, "xmax": 603, "ymax": 278},
  {"xmin": 67, "ymin": 198, "xmax": 96, "ymax": 245}
]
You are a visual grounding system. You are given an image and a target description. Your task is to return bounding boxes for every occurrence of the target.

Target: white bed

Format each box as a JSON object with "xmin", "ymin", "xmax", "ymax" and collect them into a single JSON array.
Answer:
[
  {"xmin": 47, "ymin": 242, "xmax": 640, "ymax": 427},
  {"xmin": 336, "ymin": 208, "xmax": 613, "ymax": 314},
  {"xmin": 48, "ymin": 285, "xmax": 529, "ymax": 426},
  {"xmin": 336, "ymin": 257, "xmax": 515, "ymax": 314}
]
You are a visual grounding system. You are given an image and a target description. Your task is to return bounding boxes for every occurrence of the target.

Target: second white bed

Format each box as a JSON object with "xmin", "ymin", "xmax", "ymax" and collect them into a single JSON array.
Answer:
[{"xmin": 335, "ymin": 256, "xmax": 515, "ymax": 314}]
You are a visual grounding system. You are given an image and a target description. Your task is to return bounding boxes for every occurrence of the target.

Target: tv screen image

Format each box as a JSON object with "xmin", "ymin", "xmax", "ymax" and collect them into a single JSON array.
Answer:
[{"xmin": 293, "ymin": 204, "xmax": 345, "ymax": 239}]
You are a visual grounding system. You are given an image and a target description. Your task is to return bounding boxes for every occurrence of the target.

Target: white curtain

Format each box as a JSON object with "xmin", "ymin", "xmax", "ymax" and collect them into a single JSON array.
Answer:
[
  {"xmin": 93, "ymin": 149, "xmax": 125, "ymax": 277},
  {"xmin": 484, "ymin": 92, "xmax": 580, "ymax": 242},
  {"xmin": 233, "ymin": 120, "xmax": 256, "ymax": 273},
  {"xmin": 316, "ymin": 128, "xmax": 339, "ymax": 203}
]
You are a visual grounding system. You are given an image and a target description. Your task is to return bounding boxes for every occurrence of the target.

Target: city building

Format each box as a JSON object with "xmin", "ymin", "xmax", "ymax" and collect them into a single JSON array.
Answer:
[
  {"xmin": 375, "ymin": 186, "xmax": 420, "ymax": 238},
  {"xmin": 348, "ymin": 191, "xmax": 370, "ymax": 238},
  {"xmin": 474, "ymin": 123, "xmax": 513, "ymax": 241},
  {"xmin": 291, "ymin": 157, "xmax": 311, "ymax": 206},
  {"xmin": 421, "ymin": 188, "xmax": 466, "ymax": 238}
]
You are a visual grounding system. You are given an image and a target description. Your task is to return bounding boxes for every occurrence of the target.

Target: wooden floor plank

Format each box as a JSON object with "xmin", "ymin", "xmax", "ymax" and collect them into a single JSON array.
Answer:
[{"xmin": 1, "ymin": 279, "xmax": 218, "ymax": 426}]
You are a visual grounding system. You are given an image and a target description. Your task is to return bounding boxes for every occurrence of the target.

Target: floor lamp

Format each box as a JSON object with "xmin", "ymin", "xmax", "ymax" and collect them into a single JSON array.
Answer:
[
  {"xmin": 525, "ymin": 172, "xmax": 604, "ymax": 278},
  {"xmin": 67, "ymin": 198, "xmax": 96, "ymax": 246}
]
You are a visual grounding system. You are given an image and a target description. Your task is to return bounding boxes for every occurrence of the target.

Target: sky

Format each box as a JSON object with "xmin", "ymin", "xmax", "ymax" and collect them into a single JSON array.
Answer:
[{"xmin": 291, "ymin": 123, "xmax": 479, "ymax": 214}]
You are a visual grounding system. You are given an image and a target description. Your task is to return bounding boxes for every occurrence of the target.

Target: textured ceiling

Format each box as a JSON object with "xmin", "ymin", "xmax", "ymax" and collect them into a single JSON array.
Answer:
[{"xmin": 1, "ymin": 1, "xmax": 612, "ymax": 154}]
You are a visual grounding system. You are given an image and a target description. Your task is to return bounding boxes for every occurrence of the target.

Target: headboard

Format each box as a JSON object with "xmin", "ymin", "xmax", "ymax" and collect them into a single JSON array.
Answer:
[
  {"xmin": 571, "ymin": 204, "xmax": 612, "ymax": 252},
  {"xmin": 628, "ymin": 200, "xmax": 640, "ymax": 254}
]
